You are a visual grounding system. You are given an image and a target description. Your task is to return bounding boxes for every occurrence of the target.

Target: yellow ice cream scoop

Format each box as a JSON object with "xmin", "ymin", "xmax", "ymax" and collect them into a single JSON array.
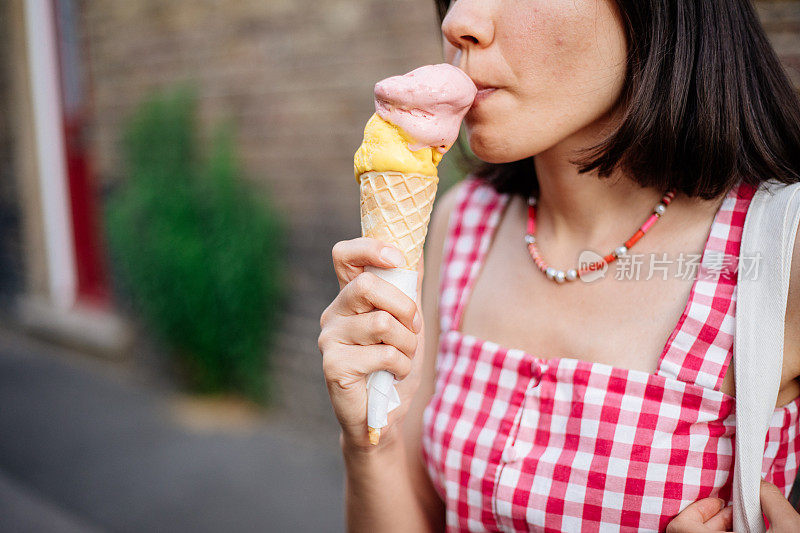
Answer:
[{"xmin": 353, "ymin": 114, "xmax": 443, "ymax": 181}]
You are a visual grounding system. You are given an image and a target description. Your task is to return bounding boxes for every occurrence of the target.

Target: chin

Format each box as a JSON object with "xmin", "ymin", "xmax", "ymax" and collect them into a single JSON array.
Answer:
[
  {"xmin": 470, "ymin": 148, "xmax": 511, "ymax": 165},
  {"xmin": 465, "ymin": 127, "xmax": 506, "ymax": 163},
  {"xmin": 466, "ymin": 130, "xmax": 539, "ymax": 165},
  {"xmin": 466, "ymin": 117, "xmax": 564, "ymax": 164}
]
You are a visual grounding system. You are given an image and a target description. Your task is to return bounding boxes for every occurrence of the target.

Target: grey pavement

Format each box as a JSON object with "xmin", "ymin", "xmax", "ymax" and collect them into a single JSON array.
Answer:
[
  {"xmin": 0, "ymin": 471, "xmax": 101, "ymax": 533},
  {"xmin": 0, "ymin": 325, "xmax": 345, "ymax": 533}
]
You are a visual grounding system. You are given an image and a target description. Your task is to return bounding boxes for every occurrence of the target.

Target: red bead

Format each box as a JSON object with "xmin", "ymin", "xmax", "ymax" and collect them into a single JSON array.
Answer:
[
  {"xmin": 625, "ymin": 230, "xmax": 645, "ymax": 249},
  {"xmin": 527, "ymin": 206, "xmax": 536, "ymax": 234}
]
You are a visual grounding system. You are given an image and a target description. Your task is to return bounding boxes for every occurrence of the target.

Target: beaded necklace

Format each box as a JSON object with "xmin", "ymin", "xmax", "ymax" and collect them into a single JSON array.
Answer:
[{"xmin": 525, "ymin": 190, "xmax": 677, "ymax": 283}]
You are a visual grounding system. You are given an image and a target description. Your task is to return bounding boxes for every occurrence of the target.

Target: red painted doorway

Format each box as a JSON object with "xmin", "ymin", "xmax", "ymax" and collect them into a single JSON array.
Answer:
[{"xmin": 54, "ymin": 0, "xmax": 110, "ymax": 307}]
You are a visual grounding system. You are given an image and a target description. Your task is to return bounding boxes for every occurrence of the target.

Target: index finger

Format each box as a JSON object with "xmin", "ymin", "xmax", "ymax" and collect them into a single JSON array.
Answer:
[
  {"xmin": 332, "ymin": 238, "xmax": 405, "ymax": 289},
  {"xmin": 331, "ymin": 271, "xmax": 420, "ymax": 333}
]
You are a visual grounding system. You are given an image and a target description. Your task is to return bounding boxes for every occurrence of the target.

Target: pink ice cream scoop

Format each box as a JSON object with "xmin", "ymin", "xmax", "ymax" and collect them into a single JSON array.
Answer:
[{"xmin": 374, "ymin": 64, "xmax": 477, "ymax": 153}]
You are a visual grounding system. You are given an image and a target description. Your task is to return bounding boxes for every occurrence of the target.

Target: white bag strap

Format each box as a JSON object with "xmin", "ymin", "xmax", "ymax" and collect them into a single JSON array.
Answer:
[{"xmin": 733, "ymin": 179, "xmax": 800, "ymax": 532}]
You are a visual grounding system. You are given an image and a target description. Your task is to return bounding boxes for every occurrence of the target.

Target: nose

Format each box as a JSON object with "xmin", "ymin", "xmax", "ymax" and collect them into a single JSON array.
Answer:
[{"xmin": 441, "ymin": 0, "xmax": 494, "ymax": 54}]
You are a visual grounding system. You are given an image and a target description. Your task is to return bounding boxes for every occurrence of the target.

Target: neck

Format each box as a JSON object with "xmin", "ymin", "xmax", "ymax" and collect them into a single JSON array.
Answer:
[
  {"xmin": 527, "ymin": 112, "xmax": 732, "ymax": 267},
  {"xmin": 531, "ymin": 114, "xmax": 670, "ymax": 253},
  {"xmin": 533, "ymin": 154, "xmax": 666, "ymax": 248}
]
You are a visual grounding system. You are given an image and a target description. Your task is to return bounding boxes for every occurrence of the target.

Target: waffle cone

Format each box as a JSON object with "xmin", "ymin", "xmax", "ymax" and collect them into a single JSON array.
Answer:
[{"xmin": 359, "ymin": 171, "xmax": 438, "ymax": 270}]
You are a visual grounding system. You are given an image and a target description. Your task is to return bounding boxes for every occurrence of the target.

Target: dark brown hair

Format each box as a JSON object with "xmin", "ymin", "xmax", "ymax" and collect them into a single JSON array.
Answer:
[{"xmin": 435, "ymin": 0, "xmax": 800, "ymax": 200}]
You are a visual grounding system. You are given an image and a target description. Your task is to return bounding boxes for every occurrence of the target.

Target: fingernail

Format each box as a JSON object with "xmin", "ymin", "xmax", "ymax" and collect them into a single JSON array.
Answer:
[
  {"xmin": 380, "ymin": 247, "xmax": 404, "ymax": 267},
  {"xmin": 413, "ymin": 311, "xmax": 422, "ymax": 332}
]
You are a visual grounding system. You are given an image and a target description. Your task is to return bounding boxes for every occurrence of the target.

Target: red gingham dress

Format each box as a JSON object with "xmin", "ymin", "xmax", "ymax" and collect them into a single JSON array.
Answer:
[{"xmin": 421, "ymin": 177, "xmax": 800, "ymax": 532}]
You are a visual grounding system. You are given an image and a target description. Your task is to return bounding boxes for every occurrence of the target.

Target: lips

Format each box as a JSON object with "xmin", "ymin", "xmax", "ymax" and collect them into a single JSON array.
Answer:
[
  {"xmin": 473, "ymin": 80, "xmax": 496, "ymax": 90},
  {"xmin": 473, "ymin": 86, "xmax": 499, "ymax": 104},
  {"xmin": 469, "ymin": 79, "xmax": 500, "ymax": 104}
]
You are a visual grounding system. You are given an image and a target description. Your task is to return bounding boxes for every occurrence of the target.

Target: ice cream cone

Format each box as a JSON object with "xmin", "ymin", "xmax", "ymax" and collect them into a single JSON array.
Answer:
[
  {"xmin": 354, "ymin": 64, "xmax": 475, "ymax": 446},
  {"xmin": 359, "ymin": 171, "xmax": 438, "ymax": 270},
  {"xmin": 360, "ymin": 171, "xmax": 437, "ymax": 446}
]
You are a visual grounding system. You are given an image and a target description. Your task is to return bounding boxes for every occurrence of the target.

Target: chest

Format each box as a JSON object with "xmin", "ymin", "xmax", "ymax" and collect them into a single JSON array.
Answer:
[
  {"xmin": 422, "ymin": 183, "xmax": 800, "ymax": 532},
  {"xmin": 458, "ymin": 196, "xmax": 739, "ymax": 395}
]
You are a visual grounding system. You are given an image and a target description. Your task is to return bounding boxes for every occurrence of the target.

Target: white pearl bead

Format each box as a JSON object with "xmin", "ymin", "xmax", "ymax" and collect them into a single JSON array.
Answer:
[
  {"xmin": 525, "ymin": 234, "xmax": 536, "ymax": 244},
  {"xmin": 545, "ymin": 267, "xmax": 556, "ymax": 280},
  {"xmin": 614, "ymin": 245, "xmax": 628, "ymax": 257},
  {"xmin": 566, "ymin": 269, "xmax": 577, "ymax": 281},
  {"xmin": 654, "ymin": 203, "xmax": 666, "ymax": 215},
  {"xmin": 555, "ymin": 271, "xmax": 566, "ymax": 283},
  {"xmin": 528, "ymin": 196, "xmax": 537, "ymax": 206}
]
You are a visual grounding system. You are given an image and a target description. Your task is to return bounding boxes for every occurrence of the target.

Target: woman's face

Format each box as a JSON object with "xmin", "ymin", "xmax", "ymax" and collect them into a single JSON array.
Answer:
[{"xmin": 442, "ymin": 0, "xmax": 628, "ymax": 163}]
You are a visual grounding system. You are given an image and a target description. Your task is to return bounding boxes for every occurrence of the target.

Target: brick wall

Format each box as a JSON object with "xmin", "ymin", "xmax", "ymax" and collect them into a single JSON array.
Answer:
[
  {"xmin": 79, "ymin": 0, "xmax": 443, "ymax": 432},
  {"xmin": 77, "ymin": 1, "xmax": 800, "ymax": 434},
  {"xmin": 756, "ymin": 0, "xmax": 800, "ymax": 87}
]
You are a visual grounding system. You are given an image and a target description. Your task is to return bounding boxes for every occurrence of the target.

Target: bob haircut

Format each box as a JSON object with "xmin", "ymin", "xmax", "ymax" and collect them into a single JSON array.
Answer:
[{"xmin": 434, "ymin": 0, "xmax": 800, "ymax": 200}]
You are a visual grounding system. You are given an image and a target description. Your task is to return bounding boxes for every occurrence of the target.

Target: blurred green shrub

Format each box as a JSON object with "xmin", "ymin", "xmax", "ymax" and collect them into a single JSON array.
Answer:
[{"xmin": 105, "ymin": 88, "xmax": 286, "ymax": 402}]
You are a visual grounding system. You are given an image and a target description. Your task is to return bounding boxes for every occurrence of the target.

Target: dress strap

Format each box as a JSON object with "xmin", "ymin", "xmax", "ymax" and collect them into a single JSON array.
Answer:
[
  {"xmin": 438, "ymin": 178, "xmax": 510, "ymax": 334},
  {"xmin": 656, "ymin": 178, "xmax": 757, "ymax": 391}
]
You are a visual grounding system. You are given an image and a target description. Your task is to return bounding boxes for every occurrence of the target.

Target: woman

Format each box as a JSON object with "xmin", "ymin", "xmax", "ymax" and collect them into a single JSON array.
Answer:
[{"xmin": 319, "ymin": 0, "xmax": 800, "ymax": 530}]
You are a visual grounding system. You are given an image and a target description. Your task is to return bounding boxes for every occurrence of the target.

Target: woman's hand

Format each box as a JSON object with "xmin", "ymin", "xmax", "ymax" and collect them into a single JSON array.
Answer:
[
  {"xmin": 666, "ymin": 498, "xmax": 732, "ymax": 533},
  {"xmin": 666, "ymin": 480, "xmax": 800, "ymax": 532},
  {"xmin": 759, "ymin": 480, "xmax": 800, "ymax": 532},
  {"xmin": 319, "ymin": 237, "xmax": 425, "ymax": 450}
]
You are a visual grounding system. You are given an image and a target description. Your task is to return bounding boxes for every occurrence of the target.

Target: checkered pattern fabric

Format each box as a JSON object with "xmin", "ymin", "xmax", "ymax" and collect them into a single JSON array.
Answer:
[{"xmin": 421, "ymin": 178, "xmax": 800, "ymax": 532}]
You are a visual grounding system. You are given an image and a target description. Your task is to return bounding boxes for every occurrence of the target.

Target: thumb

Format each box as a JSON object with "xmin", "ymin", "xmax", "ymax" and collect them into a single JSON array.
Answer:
[
  {"xmin": 760, "ymin": 480, "xmax": 800, "ymax": 530},
  {"xmin": 678, "ymin": 497, "xmax": 727, "ymax": 524}
]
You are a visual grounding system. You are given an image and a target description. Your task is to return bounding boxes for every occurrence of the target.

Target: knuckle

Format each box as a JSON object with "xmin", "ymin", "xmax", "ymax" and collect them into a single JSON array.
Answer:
[
  {"xmin": 395, "ymin": 357, "xmax": 412, "ymax": 380},
  {"xmin": 320, "ymin": 305, "xmax": 332, "ymax": 328},
  {"xmin": 317, "ymin": 329, "xmax": 331, "ymax": 354},
  {"xmin": 331, "ymin": 240, "xmax": 346, "ymax": 261},
  {"xmin": 379, "ymin": 344, "xmax": 399, "ymax": 366},
  {"xmin": 321, "ymin": 351, "xmax": 342, "ymax": 380},
  {"xmin": 321, "ymin": 298, "xmax": 343, "ymax": 328},
  {"xmin": 354, "ymin": 271, "xmax": 376, "ymax": 295},
  {"xmin": 358, "ymin": 236, "xmax": 381, "ymax": 250},
  {"xmin": 398, "ymin": 331, "xmax": 417, "ymax": 359},
  {"xmin": 372, "ymin": 310, "xmax": 393, "ymax": 335},
  {"xmin": 402, "ymin": 299, "xmax": 417, "ymax": 322},
  {"xmin": 377, "ymin": 344, "xmax": 410, "ymax": 379}
]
